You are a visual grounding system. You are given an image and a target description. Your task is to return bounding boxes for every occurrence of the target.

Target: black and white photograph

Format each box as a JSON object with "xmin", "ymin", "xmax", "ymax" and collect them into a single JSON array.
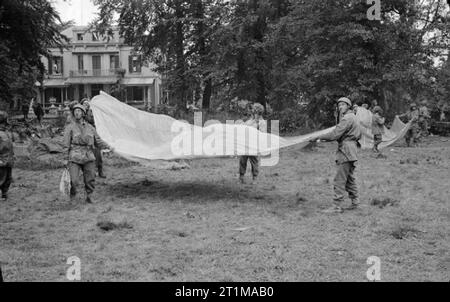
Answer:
[{"xmin": 0, "ymin": 0, "xmax": 449, "ymax": 285}]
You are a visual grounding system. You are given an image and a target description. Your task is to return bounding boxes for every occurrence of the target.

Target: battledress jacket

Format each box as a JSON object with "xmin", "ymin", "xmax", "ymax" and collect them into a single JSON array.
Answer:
[
  {"xmin": 320, "ymin": 111, "xmax": 362, "ymax": 164},
  {"xmin": 64, "ymin": 120, "xmax": 109, "ymax": 165}
]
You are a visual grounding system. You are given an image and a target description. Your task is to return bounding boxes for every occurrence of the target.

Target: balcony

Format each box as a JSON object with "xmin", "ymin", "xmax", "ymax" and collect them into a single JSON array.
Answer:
[{"xmin": 70, "ymin": 69, "xmax": 124, "ymax": 77}]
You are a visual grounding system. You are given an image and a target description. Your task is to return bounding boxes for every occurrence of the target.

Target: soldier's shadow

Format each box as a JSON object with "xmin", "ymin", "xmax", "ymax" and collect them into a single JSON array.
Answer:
[{"xmin": 105, "ymin": 178, "xmax": 279, "ymax": 204}]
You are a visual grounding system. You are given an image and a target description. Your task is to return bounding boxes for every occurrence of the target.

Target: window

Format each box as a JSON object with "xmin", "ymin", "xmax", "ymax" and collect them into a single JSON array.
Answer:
[
  {"xmin": 110, "ymin": 55, "xmax": 120, "ymax": 70},
  {"xmin": 77, "ymin": 33, "xmax": 83, "ymax": 41},
  {"xmin": 129, "ymin": 55, "xmax": 142, "ymax": 73},
  {"xmin": 92, "ymin": 32, "xmax": 100, "ymax": 41},
  {"xmin": 126, "ymin": 86, "xmax": 144, "ymax": 102},
  {"xmin": 48, "ymin": 56, "xmax": 63, "ymax": 75},
  {"xmin": 92, "ymin": 55, "xmax": 101, "ymax": 76},
  {"xmin": 77, "ymin": 55, "xmax": 84, "ymax": 71},
  {"xmin": 91, "ymin": 84, "xmax": 104, "ymax": 97}
]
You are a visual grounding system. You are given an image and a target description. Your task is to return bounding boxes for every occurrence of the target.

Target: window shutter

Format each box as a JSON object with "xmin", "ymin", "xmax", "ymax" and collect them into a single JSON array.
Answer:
[{"xmin": 128, "ymin": 55, "xmax": 132, "ymax": 73}]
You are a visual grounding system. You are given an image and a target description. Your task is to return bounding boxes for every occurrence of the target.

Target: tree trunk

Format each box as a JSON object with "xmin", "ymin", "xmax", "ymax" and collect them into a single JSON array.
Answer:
[
  {"xmin": 174, "ymin": 0, "xmax": 186, "ymax": 113},
  {"xmin": 202, "ymin": 78, "xmax": 212, "ymax": 109}
]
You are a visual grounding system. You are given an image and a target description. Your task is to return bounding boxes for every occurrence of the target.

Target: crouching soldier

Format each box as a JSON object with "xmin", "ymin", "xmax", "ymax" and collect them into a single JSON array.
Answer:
[
  {"xmin": 371, "ymin": 106, "xmax": 385, "ymax": 153},
  {"xmin": 314, "ymin": 97, "xmax": 362, "ymax": 213},
  {"xmin": 83, "ymin": 100, "xmax": 106, "ymax": 178},
  {"xmin": 397, "ymin": 103, "xmax": 420, "ymax": 147},
  {"xmin": 0, "ymin": 111, "xmax": 14, "ymax": 201},
  {"xmin": 239, "ymin": 103, "xmax": 266, "ymax": 185},
  {"xmin": 64, "ymin": 104, "xmax": 113, "ymax": 203}
]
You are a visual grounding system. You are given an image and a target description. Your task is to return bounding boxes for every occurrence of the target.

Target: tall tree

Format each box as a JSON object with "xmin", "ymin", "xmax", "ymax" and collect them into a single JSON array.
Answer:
[{"xmin": 0, "ymin": 0, "xmax": 67, "ymax": 109}]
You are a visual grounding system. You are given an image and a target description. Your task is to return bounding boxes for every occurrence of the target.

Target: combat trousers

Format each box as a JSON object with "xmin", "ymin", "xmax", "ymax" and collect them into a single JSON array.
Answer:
[
  {"xmin": 333, "ymin": 161, "xmax": 358, "ymax": 205},
  {"xmin": 69, "ymin": 161, "xmax": 96, "ymax": 196},
  {"xmin": 405, "ymin": 127, "xmax": 420, "ymax": 146},
  {"xmin": 239, "ymin": 156, "xmax": 260, "ymax": 177},
  {"xmin": 373, "ymin": 134, "xmax": 382, "ymax": 152},
  {"xmin": 0, "ymin": 166, "xmax": 12, "ymax": 194}
]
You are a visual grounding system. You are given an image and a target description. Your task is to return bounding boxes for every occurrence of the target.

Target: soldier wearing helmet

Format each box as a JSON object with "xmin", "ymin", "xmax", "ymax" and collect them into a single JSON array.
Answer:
[
  {"xmin": 418, "ymin": 100, "xmax": 431, "ymax": 137},
  {"xmin": 371, "ymin": 106, "xmax": 385, "ymax": 154},
  {"xmin": 239, "ymin": 103, "xmax": 267, "ymax": 185},
  {"xmin": 396, "ymin": 102, "xmax": 420, "ymax": 147},
  {"xmin": 314, "ymin": 97, "xmax": 362, "ymax": 213},
  {"xmin": 64, "ymin": 103, "xmax": 113, "ymax": 203},
  {"xmin": 0, "ymin": 110, "xmax": 14, "ymax": 201}
]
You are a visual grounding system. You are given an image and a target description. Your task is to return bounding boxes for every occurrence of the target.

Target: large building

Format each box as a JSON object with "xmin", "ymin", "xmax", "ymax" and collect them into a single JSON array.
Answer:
[{"xmin": 39, "ymin": 26, "xmax": 161, "ymax": 110}]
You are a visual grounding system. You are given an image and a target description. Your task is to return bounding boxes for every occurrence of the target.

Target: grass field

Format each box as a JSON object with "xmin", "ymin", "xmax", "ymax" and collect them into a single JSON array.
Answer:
[{"xmin": 1, "ymin": 135, "xmax": 449, "ymax": 281}]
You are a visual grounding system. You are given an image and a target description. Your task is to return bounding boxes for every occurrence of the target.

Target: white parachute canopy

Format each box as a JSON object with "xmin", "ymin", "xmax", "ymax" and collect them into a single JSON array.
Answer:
[{"xmin": 90, "ymin": 92, "xmax": 409, "ymax": 164}]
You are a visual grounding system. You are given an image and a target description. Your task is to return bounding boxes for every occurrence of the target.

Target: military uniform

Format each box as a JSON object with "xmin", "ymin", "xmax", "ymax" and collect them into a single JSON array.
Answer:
[
  {"xmin": 399, "ymin": 108, "xmax": 420, "ymax": 147},
  {"xmin": 0, "ymin": 123, "xmax": 14, "ymax": 200},
  {"xmin": 319, "ymin": 105, "xmax": 362, "ymax": 210},
  {"xmin": 418, "ymin": 105, "xmax": 430, "ymax": 137},
  {"xmin": 239, "ymin": 117, "xmax": 266, "ymax": 181},
  {"xmin": 64, "ymin": 116, "xmax": 109, "ymax": 202},
  {"xmin": 371, "ymin": 107, "xmax": 385, "ymax": 153}
]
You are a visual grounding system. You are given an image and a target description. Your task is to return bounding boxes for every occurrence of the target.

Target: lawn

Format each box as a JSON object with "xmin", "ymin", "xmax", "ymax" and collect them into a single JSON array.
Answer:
[{"xmin": 0, "ymin": 135, "xmax": 449, "ymax": 281}]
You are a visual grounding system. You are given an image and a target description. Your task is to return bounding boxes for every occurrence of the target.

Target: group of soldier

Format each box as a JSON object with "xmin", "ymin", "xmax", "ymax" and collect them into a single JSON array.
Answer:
[{"xmin": 0, "ymin": 95, "xmax": 435, "ymax": 212}]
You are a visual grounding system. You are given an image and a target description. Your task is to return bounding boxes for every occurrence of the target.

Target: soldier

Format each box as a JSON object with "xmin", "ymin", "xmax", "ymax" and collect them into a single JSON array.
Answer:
[
  {"xmin": 64, "ymin": 104, "xmax": 113, "ymax": 203},
  {"xmin": 0, "ymin": 111, "xmax": 14, "ymax": 201},
  {"xmin": 82, "ymin": 100, "xmax": 106, "ymax": 178},
  {"xmin": 397, "ymin": 103, "xmax": 420, "ymax": 147},
  {"xmin": 239, "ymin": 103, "xmax": 266, "ymax": 185},
  {"xmin": 314, "ymin": 97, "xmax": 362, "ymax": 213},
  {"xmin": 371, "ymin": 106, "xmax": 385, "ymax": 153},
  {"xmin": 418, "ymin": 100, "xmax": 431, "ymax": 137}
]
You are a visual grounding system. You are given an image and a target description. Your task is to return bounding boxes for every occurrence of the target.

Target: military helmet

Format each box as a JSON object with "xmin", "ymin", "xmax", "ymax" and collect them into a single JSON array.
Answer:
[
  {"xmin": 252, "ymin": 103, "xmax": 265, "ymax": 114},
  {"xmin": 72, "ymin": 104, "xmax": 86, "ymax": 115},
  {"xmin": 372, "ymin": 106, "xmax": 383, "ymax": 114},
  {"xmin": 337, "ymin": 97, "xmax": 352, "ymax": 107},
  {"xmin": 0, "ymin": 110, "xmax": 8, "ymax": 123}
]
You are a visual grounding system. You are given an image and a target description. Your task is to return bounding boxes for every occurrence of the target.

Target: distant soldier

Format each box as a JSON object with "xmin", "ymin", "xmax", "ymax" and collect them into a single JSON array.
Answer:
[
  {"xmin": 83, "ymin": 100, "xmax": 106, "ymax": 178},
  {"xmin": 33, "ymin": 101, "xmax": 44, "ymax": 124},
  {"xmin": 418, "ymin": 100, "xmax": 431, "ymax": 137},
  {"xmin": 21, "ymin": 100, "xmax": 30, "ymax": 120},
  {"xmin": 371, "ymin": 106, "xmax": 385, "ymax": 153},
  {"xmin": 397, "ymin": 103, "xmax": 420, "ymax": 147},
  {"xmin": 239, "ymin": 103, "xmax": 266, "ymax": 185},
  {"xmin": 369, "ymin": 100, "xmax": 378, "ymax": 113},
  {"xmin": 315, "ymin": 97, "xmax": 362, "ymax": 213},
  {"xmin": 0, "ymin": 111, "xmax": 14, "ymax": 201}
]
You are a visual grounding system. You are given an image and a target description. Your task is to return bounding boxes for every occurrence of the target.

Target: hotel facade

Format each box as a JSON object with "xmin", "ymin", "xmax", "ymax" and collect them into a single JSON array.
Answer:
[{"xmin": 39, "ymin": 26, "xmax": 161, "ymax": 110}]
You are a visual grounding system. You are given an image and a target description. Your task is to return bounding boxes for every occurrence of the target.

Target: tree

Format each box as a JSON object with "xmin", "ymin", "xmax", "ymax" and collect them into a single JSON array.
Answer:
[
  {"xmin": 94, "ymin": 0, "xmax": 227, "ymax": 112},
  {"xmin": 0, "ymin": 0, "xmax": 67, "ymax": 110}
]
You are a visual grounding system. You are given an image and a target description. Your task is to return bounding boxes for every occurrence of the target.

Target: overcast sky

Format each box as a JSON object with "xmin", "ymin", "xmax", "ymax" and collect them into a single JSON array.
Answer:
[{"xmin": 51, "ymin": 0, "xmax": 98, "ymax": 25}]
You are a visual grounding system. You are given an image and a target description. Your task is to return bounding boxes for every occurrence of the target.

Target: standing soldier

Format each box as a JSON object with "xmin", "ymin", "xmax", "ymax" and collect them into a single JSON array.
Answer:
[
  {"xmin": 82, "ymin": 100, "xmax": 106, "ymax": 178},
  {"xmin": 397, "ymin": 103, "xmax": 420, "ymax": 147},
  {"xmin": 418, "ymin": 100, "xmax": 431, "ymax": 137},
  {"xmin": 239, "ymin": 103, "xmax": 266, "ymax": 185},
  {"xmin": 64, "ymin": 104, "xmax": 113, "ymax": 203},
  {"xmin": 0, "ymin": 111, "xmax": 14, "ymax": 201},
  {"xmin": 314, "ymin": 97, "xmax": 362, "ymax": 213},
  {"xmin": 371, "ymin": 106, "xmax": 385, "ymax": 153}
]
